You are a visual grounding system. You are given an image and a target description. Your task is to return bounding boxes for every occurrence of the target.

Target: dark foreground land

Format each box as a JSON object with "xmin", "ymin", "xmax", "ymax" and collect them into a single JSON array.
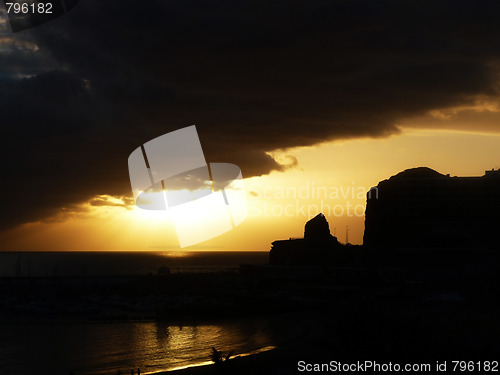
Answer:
[
  {"xmin": 1, "ymin": 249, "xmax": 499, "ymax": 373},
  {"xmin": 161, "ymin": 300, "xmax": 500, "ymax": 374}
]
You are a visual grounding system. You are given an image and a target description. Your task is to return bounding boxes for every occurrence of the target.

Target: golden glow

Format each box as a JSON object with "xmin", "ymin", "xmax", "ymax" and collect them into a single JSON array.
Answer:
[{"xmin": 1, "ymin": 128, "xmax": 500, "ymax": 251}]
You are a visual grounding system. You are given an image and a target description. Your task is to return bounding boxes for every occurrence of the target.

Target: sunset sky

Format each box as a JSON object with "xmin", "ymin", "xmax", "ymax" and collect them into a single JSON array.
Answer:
[{"xmin": 1, "ymin": 1, "xmax": 500, "ymax": 251}]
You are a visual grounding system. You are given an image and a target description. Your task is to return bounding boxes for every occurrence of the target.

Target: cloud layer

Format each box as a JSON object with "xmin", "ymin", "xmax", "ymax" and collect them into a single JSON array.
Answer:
[{"xmin": 1, "ymin": 0, "xmax": 500, "ymax": 228}]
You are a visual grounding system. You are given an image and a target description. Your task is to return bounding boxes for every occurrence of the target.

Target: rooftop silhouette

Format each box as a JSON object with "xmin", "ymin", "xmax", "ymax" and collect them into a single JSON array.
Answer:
[
  {"xmin": 270, "ymin": 213, "xmax": 340, "ymax": 265},
  {"xmin": 364, "ymin": 167, "xmax": 500, "ymax": 249},
  {"xmin": 269, "ymin": 167, "xmax": 500, "ymax": 268}
]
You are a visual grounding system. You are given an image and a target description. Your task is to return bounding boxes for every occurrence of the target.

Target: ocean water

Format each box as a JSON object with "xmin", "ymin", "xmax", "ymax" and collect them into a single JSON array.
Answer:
[
  {"xmin": 0, "ymin": 251, "xmax": 269, "ymax": 277},
  {"xmin": 0, "ymin": 319, "xmax": 279, "ymax": 375},
  {"xmin": 0, "ymin": 251, "xmax": 278, "ymax": 374}
]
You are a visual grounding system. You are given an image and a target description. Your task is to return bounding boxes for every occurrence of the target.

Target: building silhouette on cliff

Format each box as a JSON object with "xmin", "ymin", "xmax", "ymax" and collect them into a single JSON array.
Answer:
[
  {"xmin": 270, "ymin": 213, "xmax": 340, "ymax": 265},
  {"xmin": 270, "ymin": 167, "xmax": 500, "ymax": 267},
  {"xmin": 363, "ymin": 167, "xmax": 500, "ymax": 249}
]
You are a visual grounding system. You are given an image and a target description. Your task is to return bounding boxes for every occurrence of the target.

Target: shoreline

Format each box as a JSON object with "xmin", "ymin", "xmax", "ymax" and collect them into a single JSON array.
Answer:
[
  {"xmin": 152, "ymin": 344, "xmax": 297, "ymax": 375},
  {"xmin": 150, "ymin": 310, "xmax": 318, "ymax": 375},
  {"xmin": 154, "ymin": 346, "xmax": 278, "ymax": 374},
  {"xmin": 142, "ymin": 309, "xmax": 315, "ymax": 375}
]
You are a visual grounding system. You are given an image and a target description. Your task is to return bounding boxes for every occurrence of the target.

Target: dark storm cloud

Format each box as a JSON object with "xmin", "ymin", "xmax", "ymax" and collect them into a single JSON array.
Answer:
[{"xmin": 2, "ymin": 0, "xmax": 500, "ymax": 229}]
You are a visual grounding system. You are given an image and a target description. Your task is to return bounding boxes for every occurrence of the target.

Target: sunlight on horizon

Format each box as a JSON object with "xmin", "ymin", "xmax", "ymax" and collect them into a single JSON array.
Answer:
[{"xmin": 1, "ymin": 128, "xmax": 500, "ymax": 251}]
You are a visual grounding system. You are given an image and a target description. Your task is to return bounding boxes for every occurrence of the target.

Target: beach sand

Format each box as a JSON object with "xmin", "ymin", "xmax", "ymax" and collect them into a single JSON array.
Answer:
[
  {"xmin": 153, "ymin": 346, "xmax": 291, "ymax": 375},
  {"xmin": 153, "ymin": 299, "xmax": 500, "ymax": 375},
  {"xmin": 153, "ymin": 309, "xmax": 328, "ymax": 375}
]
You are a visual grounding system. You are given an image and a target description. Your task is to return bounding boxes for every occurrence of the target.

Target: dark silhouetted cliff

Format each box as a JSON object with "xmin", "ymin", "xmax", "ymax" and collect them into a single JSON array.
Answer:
[
  {"xmin": 304, "ymin": 213, "xmax": 331, "ymax": 239},
  {"xmin": 363, "ymin": 167, "xmax": 500, "ymax": 249},
  {"xmin": 270, "ymin": 213, "xmax": 340, "ymax": 265}
]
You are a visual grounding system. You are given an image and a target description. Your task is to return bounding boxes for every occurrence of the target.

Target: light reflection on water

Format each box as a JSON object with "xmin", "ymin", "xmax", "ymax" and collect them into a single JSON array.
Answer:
[{"xmin": 0, "ymin": 318, "xmax": 278, "ymax": 375}]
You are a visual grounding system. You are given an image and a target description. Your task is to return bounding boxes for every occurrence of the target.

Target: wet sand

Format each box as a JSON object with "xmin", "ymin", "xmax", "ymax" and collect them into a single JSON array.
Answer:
[
  {"xmin": 153, "ymin": 311, "xmax": 316, "ymax": 375},
  {"xmin": 155, "ymin": 299, "xmax": 500, "ymax": 375},
  {"xmin": 154, "ymin": 346, "xmax": 292, "ymax": 375}
]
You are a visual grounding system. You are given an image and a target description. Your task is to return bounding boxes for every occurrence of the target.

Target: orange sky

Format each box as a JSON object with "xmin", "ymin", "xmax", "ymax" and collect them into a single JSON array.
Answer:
[
  {"xmin": 2, "ymin": 125, "xmax": 500, "ymax": 252},
  {"xmin": 3, "ymin": 2, "xmax": 500, "ymax": 252}
]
